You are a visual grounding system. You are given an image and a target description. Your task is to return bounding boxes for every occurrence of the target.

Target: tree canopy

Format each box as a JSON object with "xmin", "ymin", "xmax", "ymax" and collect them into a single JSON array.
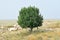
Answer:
[{"xmin": 17, "ymin": 6, "xmax": 43, "ymax": 32}]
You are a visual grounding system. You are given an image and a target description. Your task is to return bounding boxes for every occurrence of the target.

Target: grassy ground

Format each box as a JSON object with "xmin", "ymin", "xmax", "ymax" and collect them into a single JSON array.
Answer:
[
  {"xmin": 0, "ymin": 20, "xmax": 17, "ymax": 26},
  {"xmin": 0, "ymin": 20, "xmax": 60, "ymax": 40}
]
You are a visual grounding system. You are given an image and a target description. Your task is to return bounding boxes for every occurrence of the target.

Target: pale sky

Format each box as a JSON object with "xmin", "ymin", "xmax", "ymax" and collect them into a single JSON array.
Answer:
[{"xmin": 0, "ymin": 0, "xmax": 60, "ymax": 20}]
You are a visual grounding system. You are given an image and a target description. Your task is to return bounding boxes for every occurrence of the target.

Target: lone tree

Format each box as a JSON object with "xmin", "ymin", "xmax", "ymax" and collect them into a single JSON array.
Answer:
[{"xmin": 17, "ymin": 6, "xmax": 43, "ymax": 32}]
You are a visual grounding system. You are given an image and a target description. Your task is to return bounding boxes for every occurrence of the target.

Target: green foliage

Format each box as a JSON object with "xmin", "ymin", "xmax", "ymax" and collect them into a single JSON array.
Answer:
[{"xmin": 17, "ymin": 6, "xmax": 43, "ymax": 32}]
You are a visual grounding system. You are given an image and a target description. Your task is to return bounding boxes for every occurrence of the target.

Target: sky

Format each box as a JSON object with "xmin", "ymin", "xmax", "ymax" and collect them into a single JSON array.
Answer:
[{"xmin": 0, "ymin": 0, "xmax": 60, "ymax": 20}]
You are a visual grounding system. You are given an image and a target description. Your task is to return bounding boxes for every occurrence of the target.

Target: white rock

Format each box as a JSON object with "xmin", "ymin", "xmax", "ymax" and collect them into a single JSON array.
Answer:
[{"xmin": 8, "ymin": 27, "xmax": 17, "ymax": 31}]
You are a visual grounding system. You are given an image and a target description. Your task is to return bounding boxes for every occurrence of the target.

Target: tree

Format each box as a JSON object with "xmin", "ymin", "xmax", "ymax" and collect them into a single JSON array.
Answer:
[{"xmin": 17, "ymin": 6, "xmax": 43, "ymax": 32}]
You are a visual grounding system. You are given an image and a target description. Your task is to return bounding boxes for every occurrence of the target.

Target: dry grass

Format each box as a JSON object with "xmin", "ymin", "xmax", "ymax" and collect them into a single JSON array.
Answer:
[
  {"xmin": 0, "ymin": 20, "xmax": 17, "ymax": 28},
  {"xmin": 0, "ymin": 20, "xmax": 60, "ymax": 40}
]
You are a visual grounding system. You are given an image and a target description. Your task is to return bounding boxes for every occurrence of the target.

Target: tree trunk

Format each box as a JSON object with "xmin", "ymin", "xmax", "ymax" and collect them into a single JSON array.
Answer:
[
  {"xmin": 37, "ymin": 27, "xmax": 38, "ymax": 30},
  {"xmin": 30, "ymin": 27, "xmax": 33, "ymax": 32}
]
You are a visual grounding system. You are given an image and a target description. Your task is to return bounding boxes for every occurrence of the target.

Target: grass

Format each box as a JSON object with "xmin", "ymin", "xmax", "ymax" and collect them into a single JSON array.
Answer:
[
  {"xmin": 0, "ymin": 20, "xmax": 17, "ymax": 28},
  {"xmin": 0, "ymin": 20, "xmax": 60, "ymax": 40},
  {"xmin": 1, "ymin": 29, "xmax": 60, "ymax": 40}
]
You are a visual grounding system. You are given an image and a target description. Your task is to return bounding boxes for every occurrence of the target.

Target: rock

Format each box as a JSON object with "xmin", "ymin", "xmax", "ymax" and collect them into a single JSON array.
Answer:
[{"xmin": 8, "ymin": 27, "xmax": 17, "ymax": 31}]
